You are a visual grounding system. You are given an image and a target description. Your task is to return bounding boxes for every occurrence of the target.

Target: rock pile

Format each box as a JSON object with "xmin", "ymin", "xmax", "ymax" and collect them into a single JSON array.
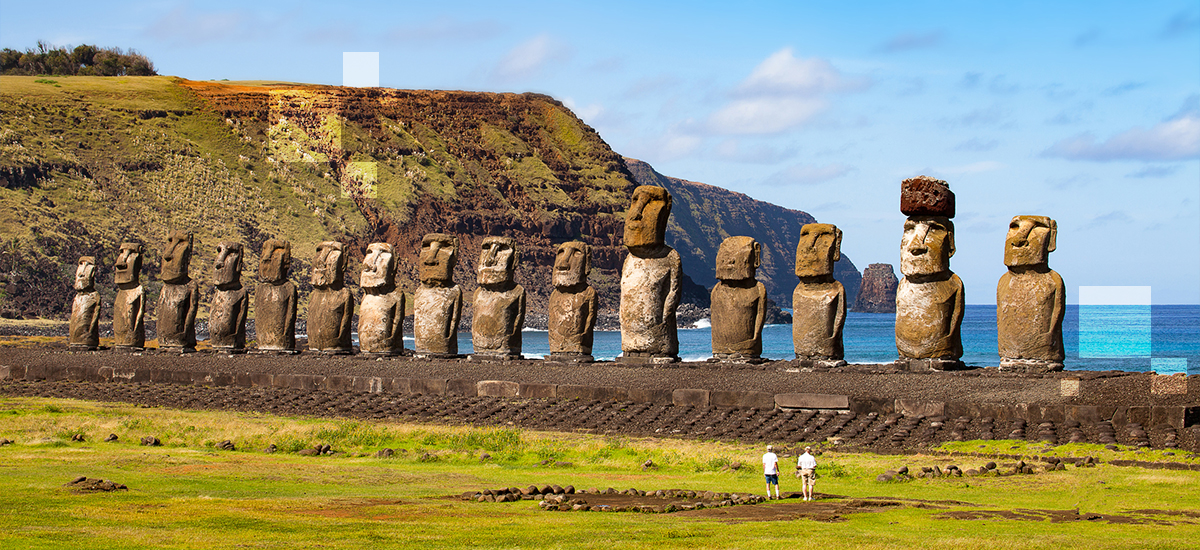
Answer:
[
  {"xmin": 66, "ymin": 476, "xmax": 128, "ymax": 492},
  {"xmin": 139, "ymin": 436, "xmax": 161, "ymax": 446}
]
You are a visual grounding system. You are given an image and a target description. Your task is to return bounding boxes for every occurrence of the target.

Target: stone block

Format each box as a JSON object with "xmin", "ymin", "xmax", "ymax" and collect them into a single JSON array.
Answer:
[
  {"xmin": 896, "ymin": 399, "xmax": 945, "ymax": 417},
  {"xmin": 248, "ymin": 372, "xmax": 273, "ymax": 388},
  {"xmin": 447, "ymin": 379, "xmax": 477, "ymax": 396},
  {"xmin": 111, "ymin": 368, "xmax": 149, "ymax": 383},
  {"xmin": 627, "ymin": 388, "xmax": 672, "ymax": 404},
  {"xmin": 559, "ymin": 385, "xmax": 629, "ymax": 402},
  {"xmin": 0, "ymin": 365, "xmax": 25, "ymax": 380},
  {"xmin": 271, "ymin": 374, "xmax": 292, "ymax": 389},
  {"xmin": 518, "ymin": 383, "xmax": 557, "ymax": 399},
  {"xmin": 711, "ymin": 390, "xmax": 774, "ymax": 409},
  {"xmin": 900, "ymin": 175, "xmax": 955, "ymax": 217},
  {"xmin": 1150, "ymin": 406, "xmax": 1185, "ymax": 429},
  {"xmin": 1126, "ymin": 406, "xmax": 1152, "ymax": 426},
  {"xmin": 1030, "ymin": 404, "xmax": 1065, "ymax": 423},
  {"xmin": 25, "ymin": 364, "xmax": 64, "ymax": 381},
  {"xmin": 477, "ymin": 380, "xmax": 519, "ymax": 398},
  {"xmin": 323, "ymin": 376, "xmax": 354, "ymax": 392},
  {"xmin": 672, "ymin": 389, "xmax": 710, "ymax": 408},
  {"xmin": 96, "ymin": 367, "xmax": 114, "ymax": 381},
  {"xmin": 851, "ymin": 397, "xmax": 893, "ymax": 415},
  {"xmin": 411, "ymin": 378, "xmax": 448, "ymax": 396},
  {"xmin": 775, "ymin": 393, "xmax": 849, "ymax": 410},
  {"xmin": 386, "ymin": 378, "xmax": 411, "ymax": 394},
  {"xmin": 1185, "ymin": 407, "xmax": 1200, "ymax": 428},
  {"xmin": 1065, "ymin": 405, "xmax": 1101, "ymax": 425}
]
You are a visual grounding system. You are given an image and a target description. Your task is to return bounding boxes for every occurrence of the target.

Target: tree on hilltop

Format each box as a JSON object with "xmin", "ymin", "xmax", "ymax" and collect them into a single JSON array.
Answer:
[{"xmin": 0, "ymin": 41, "xmax": 156, "ymax": 76}]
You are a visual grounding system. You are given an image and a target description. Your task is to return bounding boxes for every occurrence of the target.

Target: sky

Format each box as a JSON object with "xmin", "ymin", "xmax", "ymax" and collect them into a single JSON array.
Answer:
[{"xmin": 3, "ymin": 0, "xmax": 1198, "ymax": 304}]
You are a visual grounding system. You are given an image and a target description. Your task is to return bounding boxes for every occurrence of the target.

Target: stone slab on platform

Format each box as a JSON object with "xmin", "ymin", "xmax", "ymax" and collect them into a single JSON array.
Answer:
[
  {"xmin": 477, "ymin": 380, "xmax": 519, "ymax": 398},
  {"xmin": 895, "ymin": 399, "xmax": 945, "ymax": 417},
  {"xmin": 711, "ymin": 390, "xmax": 774, "ymax": 409},
  {"xmin": 410, "ymin": 378, "xmax": 448, "ymax": 396},
  {"xmin": 518, "ymin": 383, "xmax": 557, "ymax": 399},
  {"xmin": 447, "ymin": 379, "xmax": 477, "ymax": 396},
  {"xmin": 775, "ymin": 392, "xmax": 849, "ymax": 410},
  {"xmin": 558, "ymin": 385, "xmax": 629, "ymax": 402},
  {"xmin": 672, "ymin": 389, "xmax": 710, "ymax": 408},
  {"xmin": 628, "ymin": 388, "xmax": 672, "ymax": 404}
]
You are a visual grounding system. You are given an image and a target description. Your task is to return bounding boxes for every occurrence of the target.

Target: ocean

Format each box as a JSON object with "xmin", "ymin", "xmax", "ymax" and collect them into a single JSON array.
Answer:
[{"xmin": 446, "ymin": 304, "xmax": 1200, "ymax": 373}]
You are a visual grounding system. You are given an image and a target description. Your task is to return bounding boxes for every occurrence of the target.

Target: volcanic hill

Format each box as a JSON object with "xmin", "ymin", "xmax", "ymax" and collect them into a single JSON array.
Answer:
[{"xmin": 0, "ymin": 76, "xmax": 859, "ymax": 325}]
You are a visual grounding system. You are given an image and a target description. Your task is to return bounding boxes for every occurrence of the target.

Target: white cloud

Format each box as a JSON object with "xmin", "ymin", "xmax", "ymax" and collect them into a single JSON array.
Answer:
[
  {"xmin": 712, "ymin": 140, "xmax": 797, "ymax": 164},
  {"xmin": 876, "ymin": 31, "xmax": 945, "ymax": 53},
  {"xmin": 561, "ymin": 98, "xmax": 604, "ymax": 124},
  {"xmin": 490, "ymin": 34, "xmax": 570, "ymax": 83},
  {"xmin": 766, "ymin": 163, "xmax": 854, "ymax": 185},
  {"xmin": 1043, "ymin": 98, "xmax": 1200, "ymax": 161},
  {"xmin": 734, "ymin": 49, "xmax": 868, "ymax": 96},
  {"xmin": 709, "ymin": 96, "xmax": 829, "ymax": 135}
]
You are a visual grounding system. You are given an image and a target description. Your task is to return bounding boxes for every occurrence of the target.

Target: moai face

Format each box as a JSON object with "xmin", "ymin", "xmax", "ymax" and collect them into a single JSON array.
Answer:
[
  {"xmin": 114, "ymin": 243, "xmax": 143, "ymax": 285},
  {"xmin": 74, "ymin": 256, "xmax": 96, "ymax": 292},
  {"xmin": 624, "ymin": 186, "xmax": 672, "ymax": 251},
  {"xmin": 419, "ymin": 233, "xmax": 457, "ymax": 285},
  {"xmin": 900, "ymin": 217, "xmax": 955, "ymax": 277},
  {"xmin": 795, "ymin": 223, "xmax": 842, "ymax": 278},
  {"xmin": 478, "ymin": 236, "xmax": 518, "ymax": 286},
  {"xmin": 716, "ymin": 236, "xmax": 760, "ymax": 281},
  {"xmin": 553, "ymin": 241, "xmax": 591, "ymax": 288},
  {"xmin": 311, "ymin": 241, "xmax": 346, "ymax": 289},
  {"xmin": 161, "ymin": 230, "xmax": 193, "ymax": 284},
  {"xmin": 1004, "ymin": 215, "xmax": 1056, "ymax": 268},
  {"xmin": 361, "ymin": 242, "xmax": 396, "ymax": 290},
  {"xmin": 213, "ymin": 242, "xmax": 244, "ymax": 287},
  {"xmin": 259, "ymin": 239, "xmax": 292, "ymax": 283}
]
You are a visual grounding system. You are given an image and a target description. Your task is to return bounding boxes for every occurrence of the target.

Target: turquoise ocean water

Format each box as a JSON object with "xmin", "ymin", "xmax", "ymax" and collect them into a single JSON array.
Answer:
[{"xmin": 447, "ymin": 305, "xmax": 1199, "ymax": 373}]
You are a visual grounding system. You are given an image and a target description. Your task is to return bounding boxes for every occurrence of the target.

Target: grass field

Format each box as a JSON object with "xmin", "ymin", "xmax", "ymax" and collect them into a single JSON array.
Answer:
[{"xmin": 1, "ymin": 396, "xmax": 1197, "ymax": 549}]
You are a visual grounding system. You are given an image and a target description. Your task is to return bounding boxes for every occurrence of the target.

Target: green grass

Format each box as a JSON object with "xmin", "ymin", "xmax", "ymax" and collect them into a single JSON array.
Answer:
[{"xmin": 1, "ymin": 396, "xmax": 1198, "ymax": 549}]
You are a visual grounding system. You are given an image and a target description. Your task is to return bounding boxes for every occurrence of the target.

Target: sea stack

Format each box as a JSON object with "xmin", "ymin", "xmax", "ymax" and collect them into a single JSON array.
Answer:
[{"xmin": 853, "ymin": 263, "xmax": 898, "ymax": 313}]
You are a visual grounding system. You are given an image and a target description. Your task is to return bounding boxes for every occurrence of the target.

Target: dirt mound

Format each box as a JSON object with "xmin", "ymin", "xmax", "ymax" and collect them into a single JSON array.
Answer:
[{"xmin": 65, "ymin": 476, "xmax": 127, "ymax": 493}]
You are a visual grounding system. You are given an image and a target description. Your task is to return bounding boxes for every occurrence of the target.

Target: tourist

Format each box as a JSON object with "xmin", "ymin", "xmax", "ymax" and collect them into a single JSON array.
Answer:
[
  {"xmin": 797, "ymin": 446, "xmax": 817, "ymax": 501},
  {"xmin": 762, "ymin": 444, "xmax": 780, "ymax": 499}
]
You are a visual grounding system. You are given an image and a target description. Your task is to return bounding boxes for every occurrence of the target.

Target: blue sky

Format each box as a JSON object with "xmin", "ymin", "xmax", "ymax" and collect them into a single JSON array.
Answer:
[{"xmin": 3, "ymin": 0, "xmax": 1198, "ymax": 303}]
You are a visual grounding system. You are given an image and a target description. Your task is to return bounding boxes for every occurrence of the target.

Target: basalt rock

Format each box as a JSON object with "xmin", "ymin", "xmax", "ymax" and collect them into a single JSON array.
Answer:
[{"xmin": 68, "ymin": 256, "xmax": 101, "ymax": 350}]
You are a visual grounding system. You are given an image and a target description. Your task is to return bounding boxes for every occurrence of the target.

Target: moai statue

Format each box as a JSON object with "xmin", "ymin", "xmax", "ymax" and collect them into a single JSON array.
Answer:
[
  {"xmin": 209, "ymin": 242, "xmax": 249, "ymax": 353},
  {"xmin": 358, "ymin": 242, "xmax": 406, "ymax": 356},
  {"xmin": 471, "ymin": 236, "xmax": 526, "ymax": 360},
  {"xmin": 548, "ymin": 241, "xmax": 597, "ymax": 363},
  {"xmin": 307, "ymin": 241, "xmax": 354, "ymax": 354},
  {"xmin": 711, "ymin": 236, "xmax": 768, "ymax": 362},
  {"xmin": 997, "ymin": 216, "xmax": 1065, "ymax": 372},
  {"xmin": 414, "ymin": 233, "xmax": 462, "ymax": 358},
  {"xmin": 792, "ymin": 224, "xmax": 847, "ymax": 367},
  {"xmin": 619, "ymin": 185, "xmax": 682, "ymax": 363},
  {"xmin": 895, "ymin": 176, "xmax": 965, "ymax": 371},
  {"xmin": 156, "ymin": 230, "xmax": 200, "ymax": 352},
  {"xmin": 68, "ymin": 256, "xmax": 101, "ymax": 350},
  {"xmin": 112, "ymin": 242, "xmax": 145, "ymax": 350},
  {"xmin": 255, "ymin": 239, "xmax": 298, "ymax": 352}
]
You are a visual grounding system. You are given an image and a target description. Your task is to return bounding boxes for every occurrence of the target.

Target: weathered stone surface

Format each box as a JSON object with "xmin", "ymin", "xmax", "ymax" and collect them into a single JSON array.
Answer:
[
  {"xmin": 558, "ymin": 385, "xmax": 629, "ymax": 402},
  {"xmin": 900, "ymin": 175, "xmax": 955, "ymax": 218},
  {"xmin": 157, "ymin": 230, "xmax": 200, "ymax": 351},
  {"xmin": 477, "ymin": 380, "xmax": 520, "ymax": 397},
  {"xmin": 896, "ymin": 399, "xmax": 946, "ymax": 417},
  {"xmin": 710, "ymin": 390, "xmax": 774, "ymax": 409},
  {"xmin": 672, "ymin": 389, "xmax": 710, "ymax": 407},
  {"xmin": 414, "ymin": 233, "xmax": 462, "ymax": 357},
  {"xmin": 853, "ymin": 263, "xmax": 898, "ymax": 313},
  {"xmin": 896, "ymin": 215, "xmax": 964, "ymax": 367},
  {"xmin": 255, "ymin": 239, "xmax": 297, "ymax": 352},
  {"xmin": 68, "ymin": 256, "xmax": 100, "ymax": 349},
  {"xmin": 209, "ymin": 242, "xmax": 248, "ymax": 351},
  {"xmin": 358, "ymin": 242, "xmax": 406, "ymax": 356},
  {"xmin": 619, "ymin": 186, "xmax": 681, "ymax": 362},
  {"xmin": 307, "ymin": 241, "xmax": 354, "ymax": 353},
  {"xmin": 792, "ymin": 224, "xmax": 846, "ymax": 363},
  {"xmin": 711, "ymin": 236, "xmax": 766, "ymax": 360},
  {"xmin": 472, "ymin": 236, "xmax": 525, "ymax": 359},
  {"xmin": 997, "ymin": 215, "xmax": 1065, "ymax": 371},
  {"xmin": 775, "ymin": 393, "xmax": 850, "ymax": 410},
  {"xmin": 112, "ymin": 242, "xmax": 146, "ymax": 350},
  {"xmin": 410, "ymin": 378, "xmax": 448, "ymax": 395},
  {"xmin": 548, "ymin": 241, "xmax": 596, "ymax": 362},
  {"xmin": 519, "ymin": 383, "xmax": 557, "ymax": 399}
]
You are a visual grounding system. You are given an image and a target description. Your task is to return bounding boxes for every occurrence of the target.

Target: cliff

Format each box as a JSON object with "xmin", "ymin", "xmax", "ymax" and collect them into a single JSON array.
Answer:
[{"xmin": 853, "ymin": 263, "xmax": 898, "ymax": 313}]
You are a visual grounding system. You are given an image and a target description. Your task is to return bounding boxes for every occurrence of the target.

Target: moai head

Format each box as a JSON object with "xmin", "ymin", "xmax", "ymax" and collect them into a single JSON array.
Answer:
[
  {"xmin": 478, "ymin": 236, "xmax": 518, "ymax": 286},
  {"xmin": 258, "ymin": 239, "xmax": 292, "ymax": 284},
  {"xmin": 74, "ymin": 256, "xmax": 96, "ymax": 292},
  {"xmin": 553, "ymin": 241, "xmax": 591, "ymax": 288},
  {"xmin": 1004, "ymin": 215, "xmax": 1057, "ymax": 268},
  {"xmin": 419, "ymin": 233, "xmax": 457, "ymax": 285},
  {"xmin": 361, "ymin": 242, "xmax": 396, "ymax": 290},
  {"xmin": 716, "ymin": 236, "xmax": 760, "ymax": 282},
  {"xmin": 795, "ymin": 223, "xmax": 842, "ymax": 278},
  {"xmin": 161, "ymin": 230, "xmax": 194, "ymax": 284},
  {"xmin": 114, "ymin": 242, "xmax": 144, "ymax": 286},
  {"xmin": 311, "ymin": 241, "xmax": 346, "ymax": 289},
  {"xmin": 624, "ymin": 185, "xmax": 672, "ymax": 252},
  {"xmin": 213, "ymin": 242, "xmax": 244, "ymax": 287},
  {"xmin": 900, "ymin": 217, "xmax": 955, "ymax": 277}
]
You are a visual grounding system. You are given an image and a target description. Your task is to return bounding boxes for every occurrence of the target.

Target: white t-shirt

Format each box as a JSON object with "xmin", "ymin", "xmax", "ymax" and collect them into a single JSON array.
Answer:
[
  {"xmin": 762, "ymin": 452, "xmax": 779, "ymax": 475},
  {"xmin": 798, "ymin": 452, "xmax": 817, "ymax": 470}
]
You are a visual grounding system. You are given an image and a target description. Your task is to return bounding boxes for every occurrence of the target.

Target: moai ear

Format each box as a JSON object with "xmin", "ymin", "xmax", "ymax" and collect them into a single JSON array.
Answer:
[
  {"xmin": 833, "ymin": 227, "xmax": 843, "ymax": 262},
  {"xmin": 583, "ymin": 243, "xmax": 592, "ymax": 274},
  {"xmin": 1047, "ymin": 219, "xmax": 1057, "ymax": 253},
  {"xmin": 752, "ymin": 241, "xmax": 762, "ymax": 269},
  {"xmin": 947, "ymin": 230, "xmax": 956, "ymax": 258}
]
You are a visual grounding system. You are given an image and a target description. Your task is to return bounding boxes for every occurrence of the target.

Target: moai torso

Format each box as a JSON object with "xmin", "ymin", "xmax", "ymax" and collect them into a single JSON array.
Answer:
[
  {"xmin": 414, "ymin": 233, "xmax": 462, "ymax": 357},
  {"xmin": 548, "ymin": 241, "xmax": 597, "ymax": 360},
  {"xmin": 112, "ymin": 243, "xmax": 145, "ymax": 349},
  {"xmin": 209, "ymin": 242, "xmax": 249, "ymax": 350},
  {"xmin": 68, "ymin": 256, "xmax": 101, "ymax": 349},
  {"xmin": 895, "ymin": 176, "xmax": 964, "ymax": 366},
  {"xmin": 792, "ymin": 224, "xmax": 846, "ymax": 362},
  {"xmin": 997, "ymin": 216, "xmax": 1065, "ymax": 367},
  {"xmin": 156, "ymin": 230, "xmax": 199, "ymax": 351},
  {"xmin": 895, "ymin": 273, "xmax": 964, "ymax": 359},
  {"xmin": 711, "ymin": 236, "xmax": 767, "ymax": 360},
  {"xmin": 255, "ymin": 239, "xmax": 297, "ymax": 351},
  {"xmin": 472, "ymin": 237, "xmax": 525, "ymax": 358},
  {"xmin": 307, "ymin": 241, "xmax": 354, "ymax": 353},
  {"xmin": 358, "ymin": 243, "xmax": 406, "ymax": 355},
  {"xmin": 619, "ymin": 186, "xmax": 681, "ymax": 361}
]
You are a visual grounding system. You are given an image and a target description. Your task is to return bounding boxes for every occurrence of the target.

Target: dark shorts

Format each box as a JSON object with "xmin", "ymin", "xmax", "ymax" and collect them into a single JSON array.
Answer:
[{"xmin": 765, "ymin": 474, "xmax": 779, "ymax": 485}]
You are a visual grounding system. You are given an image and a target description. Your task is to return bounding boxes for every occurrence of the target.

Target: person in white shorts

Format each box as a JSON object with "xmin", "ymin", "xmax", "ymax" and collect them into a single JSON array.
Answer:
[
  {"xmin": 762, "ymin": 444, "xmax": 780, "ymax": 499},
  {"xmin": 796, "ymin": 446, "xmax": 817, "ymax": 501}
]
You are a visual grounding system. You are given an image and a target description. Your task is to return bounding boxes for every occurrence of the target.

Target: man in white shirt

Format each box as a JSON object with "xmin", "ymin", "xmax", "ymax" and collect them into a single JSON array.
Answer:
[
  {"xmin": 797, "ymin": 446, "xmax": 818, "ymax": 501},
  {"xmin": 762, "ymin": 444, "xmax": 780, "ymax": 499}
]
